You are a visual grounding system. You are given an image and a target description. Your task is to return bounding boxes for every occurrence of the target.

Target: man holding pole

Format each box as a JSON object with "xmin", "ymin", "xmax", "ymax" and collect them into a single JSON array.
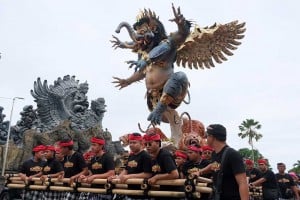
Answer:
[
  {"xmin": 114, "ymin": 133, "xmax": 152, "ymax": 200},
  {"xmin": 144, "ymin": 132, "xmax": 180, "ymax": 200},
  {"xmin": 18, "ymin": 144, "xmax": 46, "ymax": 200},
  {"xmin": 78, "ymin": 136, "xmax": 115, "ymax": 200},
  {"xmin": 59, "ymin": 139, "xmax": 88, "ymax": 200}
]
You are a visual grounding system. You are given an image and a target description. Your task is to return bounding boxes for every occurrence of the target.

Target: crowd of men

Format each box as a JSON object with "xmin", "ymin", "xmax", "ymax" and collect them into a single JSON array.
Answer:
[
  {"xmin": 13, "ymin": 123, "xmax": 300, "ymax": 200},
  {"xmin": 246, "ymin": 159, "xmax": 300, "ymax": 200}
]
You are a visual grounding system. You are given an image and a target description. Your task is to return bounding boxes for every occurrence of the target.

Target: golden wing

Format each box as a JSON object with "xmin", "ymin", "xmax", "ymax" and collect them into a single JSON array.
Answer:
[{"xmin": 176, "ymin": 20, "xmax": 246, "ymax": 69}]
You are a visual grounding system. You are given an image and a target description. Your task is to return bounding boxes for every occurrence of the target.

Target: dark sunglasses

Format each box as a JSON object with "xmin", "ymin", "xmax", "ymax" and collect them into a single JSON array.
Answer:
[
  {"xmin": 202, "ymin": 151, "xmax": 212, "ymax": 155},
  {"xmin": 144, "ymin": 142, "xmax": 152, "ymax": 147}
]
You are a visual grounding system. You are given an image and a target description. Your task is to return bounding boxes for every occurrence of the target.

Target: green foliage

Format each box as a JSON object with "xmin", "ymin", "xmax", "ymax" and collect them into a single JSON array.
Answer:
[
  {"xmin": 238, "ymin": 148, "xmax": 263, "ymax": 162},
  {"xmin": 238, "ymin": 119, "xmax": 263, "ymax": 161},
  {"xmin": 238, "ymin": 119, "xmax": 263, "ymax": 144},
  {"xmin": 290, "ymin": 160, "xmax": 300, "ymax": 173}
]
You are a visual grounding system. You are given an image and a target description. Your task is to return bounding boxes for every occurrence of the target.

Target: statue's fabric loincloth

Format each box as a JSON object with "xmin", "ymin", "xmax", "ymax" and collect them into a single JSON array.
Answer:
[{"xmin": 146, "ymin": 87, "xmax": 188, "ymax": 111}]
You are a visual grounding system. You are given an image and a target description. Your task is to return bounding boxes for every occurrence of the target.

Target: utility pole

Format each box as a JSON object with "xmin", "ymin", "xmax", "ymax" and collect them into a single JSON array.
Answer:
[{"xmin": 1, "ymin": 97, "xmax": 24, "ymax": 176}]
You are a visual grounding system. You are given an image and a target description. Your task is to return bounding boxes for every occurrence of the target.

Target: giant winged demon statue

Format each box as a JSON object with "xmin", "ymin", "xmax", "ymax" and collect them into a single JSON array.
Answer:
[{"xmin": 112, "ymin": 4, "xmax": 245, "ymax": 144}]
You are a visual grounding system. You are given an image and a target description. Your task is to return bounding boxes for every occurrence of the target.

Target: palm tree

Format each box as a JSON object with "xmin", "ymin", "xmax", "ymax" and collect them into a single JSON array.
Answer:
[
  {"xmin": 292, "ymin": 160, "xmax": 300, "ymax": 173},
  {"xmin": 238, "ymin": 119, "xmax": 263, "ymax": 162}
]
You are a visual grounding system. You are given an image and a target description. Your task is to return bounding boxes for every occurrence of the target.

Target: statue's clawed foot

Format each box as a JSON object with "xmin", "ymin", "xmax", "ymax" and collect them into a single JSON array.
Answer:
[{"xmin": 147, "ymin": 102, "xmax": 167, "ymax": 125}]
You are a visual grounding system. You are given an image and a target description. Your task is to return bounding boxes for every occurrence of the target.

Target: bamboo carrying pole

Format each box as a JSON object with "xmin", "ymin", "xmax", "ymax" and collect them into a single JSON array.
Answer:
[
  {"xmin": 6, "ymin": 175, "xmax": 213, "ymax": 197},
  {"xmin": 112, "ymin": 189, "xmax": 144, "ymax": 196},
  {"xmin": 112, "ymin": 189, "xmax": 201, "ymax": 198},
  {"xmin": 148, "ymin": 190, "xmax": 186, "ymax": 198},
  {"xmin": 77, "ymin": 188, "xmax": 107, "ymax": 194},
  {"xmin": 195, "ymin": 186, "xmax": 213, "ymax": 193},
  {"xmin": 7, "ymin": 183, "xmax": 74, "ymax": 192},
  {"xmin": 197, "ymin": 176, "xmax": 213, "ymax": 183},
  {"xmin": 7, "ymin": 175, "xmax": 212, "ymax": 184}
]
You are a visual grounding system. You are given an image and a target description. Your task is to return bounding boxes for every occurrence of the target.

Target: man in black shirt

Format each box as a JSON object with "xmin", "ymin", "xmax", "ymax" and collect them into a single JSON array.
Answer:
[
  {"xmin": 18, "ymin": 144, "xmax": 46, "ymax": 200},
  {"xmin": 144, "ymin": 132, "xmax": 180, "ymax": 200},
  {"xmin": 245, "ymin": 159, "xmax": 261, "ymax": 183},
  {"xmin": 40, "ymin": 145, "xmax": 64, "ymax": 180},
  {"xmin": 201, "ymin": 145, "xmax": 213, "ymax": 162},
  {"xmin": 182, "ymin": 144, "xmax": 211, "ymax": 200},
  {"xmin": 196, "ymin": 124, "xmax": 249, "ymax": 200},
  {"xmin": 250, "ymin": 159, "xmax": 279, "ymax": 200},
  {"xmin": 39, "ymin": 145, "xmax": 64, "ymax": 200},
  {"xmin": 79, "ymin": 136, "xmax": 115, "ymax": 200},
  {"xmin": 59, "ymin": 139, "xmax": 88, "ymax": 200},
  {"xmin": 174, "ymin": 150, "xmax": 187, "ymax": 178},
  {"xmin": 182, "ymin": 145, "xmax": 210, "ymax": 179},
  {"xmin": 112, "ymin": 133, "xmax": 152, "ymax": 200},
  {"xmin": 276, "ymin": 162, "xmax": 299, "ymax": 200}
]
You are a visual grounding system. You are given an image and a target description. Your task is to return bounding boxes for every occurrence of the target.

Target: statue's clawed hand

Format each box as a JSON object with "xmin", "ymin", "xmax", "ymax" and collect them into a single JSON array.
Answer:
[
  {"xmin": 126, "ymin": 59, "xmax": 147, "ymax": 72},
  {"xmin": 110, "ymin": 35, "xmax": 126, "ymax": 49},
  {"xmin": 147, "ymin": 103, "xmax": 167, "ymax": 125},
  {"xmin": 147, "ymin": 110, "xmax": 162, "ymax": 125},
  {"xmin": 112, "ymin": 77, "xmax": 129, "ymax": 90},
  {"xmin": 169, "ymin": 3, "xmax": 185, "ymax": 26}
]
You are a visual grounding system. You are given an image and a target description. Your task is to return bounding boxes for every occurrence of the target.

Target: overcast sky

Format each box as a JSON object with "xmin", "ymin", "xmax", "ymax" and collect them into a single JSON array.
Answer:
[{"xmin": 1, "ymin": 0, "xmax": 299, "ymax": 170}]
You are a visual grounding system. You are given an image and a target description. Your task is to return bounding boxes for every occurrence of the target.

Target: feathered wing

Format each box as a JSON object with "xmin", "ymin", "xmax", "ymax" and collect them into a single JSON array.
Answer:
[
  {"xmin": 176, "ymin": 20, "xmax": 246, "ymax": 69},
  {"xmin": 30, "ymin": 78, "xmax": 61, "ymax": 128},
  {"xmin": 30, "ymin": 75, "xmax": 78, "ymax": 128}
]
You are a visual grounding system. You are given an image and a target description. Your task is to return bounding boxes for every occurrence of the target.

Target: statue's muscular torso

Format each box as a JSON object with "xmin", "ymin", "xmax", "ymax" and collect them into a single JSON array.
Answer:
[
  {"xmin": 145, "ymin": 63, "xmax": 174, "ymax": 90},
  {"xmin": 143, "ymin": 39, "xmax": 176, "ymax": 90}
]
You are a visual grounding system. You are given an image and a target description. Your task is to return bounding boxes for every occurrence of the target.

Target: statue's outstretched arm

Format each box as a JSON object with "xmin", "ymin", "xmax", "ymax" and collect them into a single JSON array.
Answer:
[
  {"xmin": 169, "ymin": 4, "xmax": 191, "ymax": 47},
  {"xmin": 112, "ymin": 70, "xmax": 145, "ymax": 90},
  {"xmin": 111, "ymin": 35, "xmax": 136, "ymax": 50},
  {"xmin": 126, "ymin": 40, "xmax": 172, "ymax": 73}
]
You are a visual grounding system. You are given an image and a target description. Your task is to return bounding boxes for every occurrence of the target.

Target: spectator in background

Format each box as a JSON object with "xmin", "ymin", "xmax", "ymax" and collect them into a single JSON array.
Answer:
[
  {"xmin": 245, "ymin": 159, "xmax": 261, "ymax": 183},
  {"xmin": 250, "ymin": 159, "xmax": 279, "ymax": 200},
  {"xmin": 275, "ymin": 163, "xmax": 299, "ymax": 200},
  {"xmin": 289, "ymin": 172, "xmax": 300, "ymax": 195}
]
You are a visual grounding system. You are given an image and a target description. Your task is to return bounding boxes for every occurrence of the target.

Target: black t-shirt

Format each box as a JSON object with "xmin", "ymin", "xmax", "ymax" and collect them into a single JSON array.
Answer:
[
  {"xmin": 62, "ymin": 151, "xmax": 87, "ymax": 178},
  {"xmin": 126, "ymin": 150, "xmax": 152, "ymax": 174},
  {"xmin": 182, "ymin": 159, "xmax": 211, "ymax": 200},
  {"xmin": 88, "ymin": 153, "xmax": 114, "ymax": 188},
  {"xmin": 246, "ymin": 167, "xmax": 262, "ymax": 183},
  {"xmin": 260, "ymin": 170, "xmax": 278, "ymax": 189},
  {"xmin": 182, "ymin": 159, "xmax": 211, "ymax": 178},
  {"xmin": 211, "ymin": 146, "xmax": 245, "ymax": 200},
  {"xmin": 151, "ymin": 148, "xmax": 177, "ymax": 175},
  {"xmin": 126, "ymin": 150, "xmax": 152, "ymax": 197},
  {"xmin": 276, "ymin": 173, "xmax": 296, "ymax": 198},
  {"xmin": 89, "ymin": 153, "xmax": 115, "ymax": 174},
  {"xmin": 151, "ymin": 148, "xmax": 179, "ymax": 193},
  {"xmin": 42, "ymin": 158, "xmax": 64, "ymax": 175},
  {"xmin": 19, "ymin": 158, "xmax": 45, "ymax": 176}
]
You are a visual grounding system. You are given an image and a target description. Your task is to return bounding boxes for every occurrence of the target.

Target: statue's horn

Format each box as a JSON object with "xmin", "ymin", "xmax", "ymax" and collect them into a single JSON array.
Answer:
[
  {"xmin": 138, "ymin": 123, "xmax": 147, "ymax": 133},
  {"xmin": 138, "ymin": 122, "xmax": 156, "ymax": 133},
  {"xmin": 183, "ymin": 90, "xmax": 191, "ymax": 104},
  {"xmin": 174, "ymin": 112, "xmax": 192, "ymax": 132}
]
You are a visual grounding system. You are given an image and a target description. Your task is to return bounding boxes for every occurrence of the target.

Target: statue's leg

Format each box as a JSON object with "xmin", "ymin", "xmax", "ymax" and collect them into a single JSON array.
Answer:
[
  {"xmin": 163, "ymin": 108, "xmax": 182, "ymax": 148},
  {"xmin": 147, "ymin": 72, "xmax": 189, "ymax": 125}
]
